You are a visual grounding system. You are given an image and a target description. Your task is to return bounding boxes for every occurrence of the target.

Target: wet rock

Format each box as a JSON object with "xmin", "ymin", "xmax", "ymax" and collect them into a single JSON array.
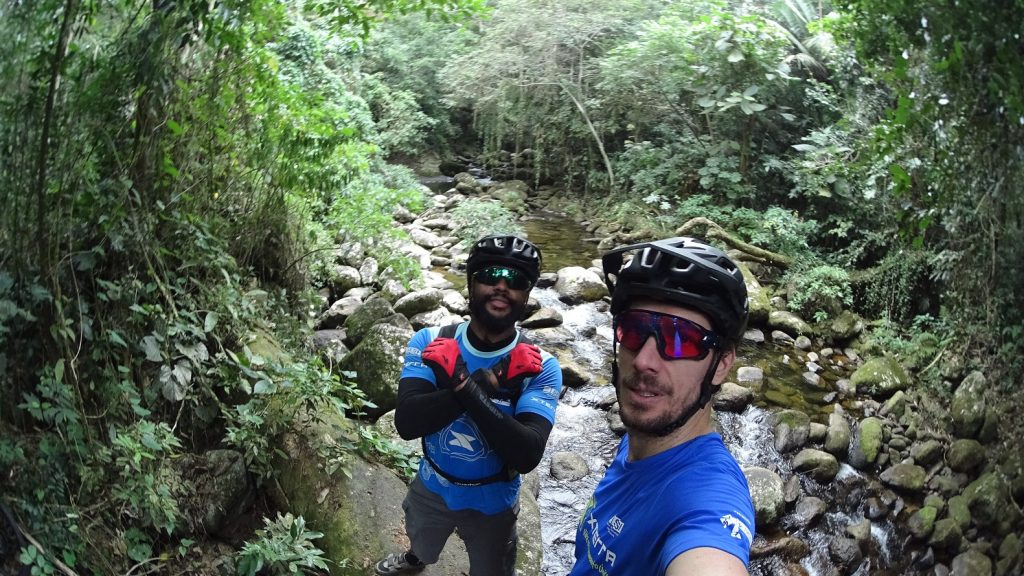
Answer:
[
  {"xmin": 996, "ymin": 533, "xmax": 1022, "ymax": 576},
  {"xmin": 750, "ymin": 534, "xmax": 810, "ymax": 561},
  {"xmin": 849, "ymin": 416, "xmax": 885, "ymax": 469},
  {"xmin": 343, "ymin": 297, "xmax": 397, "ymax": 346},
  {"xmin": 713, "ymin": 382, "xmax": 753, "ymax": 412},
  {"xmin": 768, "ymin": 310, "xmax": 813, "ymax": 337},
  {"xmin": 393, "ymin": 289, "xmax": 444, "ymax": 318},
  {"xmin": 809, "ymin": 422, "xmax": 827, "ymax": 443},
  {"xmin": 774, "ymin": 409, "xmax": 811, "ymax": 453},
  {"xmin": 846, "ymin": 519, "xmax": 871, "ymax": 550},
  {"xmin": 909, "ymin": 505, "xmax": 939, "ymax": 540},
  {"xmin": 783, "ymin": 475, "xmax": 802, "ymax": 505},
  {"xmin": 911, "ymin": 439, "xmax": 945, "ymax": 467},
  {"xmin": 850, "ymin": 355, "xmax": 911, "ymax": 398},
  {"xmin": 558, "ymin": 359, "xmax": 590, "ymax": 389},
  {"xmin": 951, "ymin": 548, "xmax": 993, "ymax": 576},
  {"xmin": 912, "ymin": 547, "xmax": 936, "ymax": 571},
  {"xmin": 552, "ymin": 266, "xmax": 607, "ymax": 304},
  {"xmin": 948, "ymin": 494, "xmax": 972, "ymax": 530},
  {"xmin": 606, "ymin": 406, "xmax": 625, "ymax": 435},
  {"xmin": 792, "ymin": 448, "xmax": 840, "ymax": 483},
  {"xmin": 947, "ymin": 439, "xmax": 987, "ymax": 473},
  {"xmin": 828, "ymin": 535, "xmax": 863, "ymax": 571},
  {"xmin": 825, "ymin": 407, "xmax": 851, "ymax": 457},
  {"xmin": 880, "ymin": 389, "xmax": 908, "ymax": 418},
  {"xmin": 951, "ymin": 371, "xmax": 988, "ymax": 439},
  {"xmin": 879, "ymin": 462, "xmax": 926, "ymax": 492},
  {"xmin": 339, "ymin": 323, "xmax": 415, "ymax": 417},
  {"xmin": 521, "ymin": 307, "xmax": 563, "ymax": 329},
  {"xmin": 929, "ymin": 518, "xmax": 964, "ymax": 553},
  {"xmin": 550, "ymin": 452, "xmax": 589, "ymax": 481},
  {"xmin": 787, "ymin": 496, "xmax": 827, "ymax": 530},
  {"xmin": 736, "ymin": 366, "xmax": 764, "ymax": 388},
  {"xmin": 864, "ymin": 496, "xmax": 889, "ymax": 520},
  {"xmin": 744, "ymin": 466, "xmax": 786, "ymax": 527}
]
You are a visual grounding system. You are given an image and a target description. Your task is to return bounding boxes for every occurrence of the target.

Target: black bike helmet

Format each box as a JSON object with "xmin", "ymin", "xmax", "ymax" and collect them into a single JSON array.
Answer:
[
  {"xmin": 466, "ymin": 235, "xmax": 543, "ymax": 285},
  {"xmin": 602, "ymin": 236, "xmax": 748, "ymax": 346}
]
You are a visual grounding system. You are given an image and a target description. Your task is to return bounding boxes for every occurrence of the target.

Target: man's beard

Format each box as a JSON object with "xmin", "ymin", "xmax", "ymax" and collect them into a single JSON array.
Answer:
[
  {"xmin": 469, "ymin": 293, "xmax": 526, "ymax": 334},
  {"xmin": 616, "ymin": 371, "xmax": 700, "ymax": 438}
]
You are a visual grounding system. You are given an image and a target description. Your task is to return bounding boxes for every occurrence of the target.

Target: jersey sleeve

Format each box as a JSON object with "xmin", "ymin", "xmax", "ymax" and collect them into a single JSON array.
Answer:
[
  {"xmin": 659, "ymin": 462, "xmax": 755, "ymax": 571},
  {"xmin": 400, "ymin": 327, "xmax": 440, "ymax": 384},
  {"xmin": 515, "ymin": 351, "xmax": 561, "ymax": 423}
]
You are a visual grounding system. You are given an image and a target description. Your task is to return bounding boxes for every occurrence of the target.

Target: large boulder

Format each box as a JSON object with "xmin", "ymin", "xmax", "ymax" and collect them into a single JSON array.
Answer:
[
  {"xmin": 393, "ymin": 289, "xmax": 444, "ymax": 318},
  {"xmin": 344, "ymin": 297, "xmax": 398, "ymax": 347},
  {"xmin": 553, "ymin": 266, "xmax": 608, "ymax": 304},
  {"xmin": 792, "ymin": 449, "xmax": 840, "ymax": 483},
  {"xmin": 828, "ymin": 310, "xmax": 865, "ymax": 342},
  {"xmin": 773, "ymin": 410, "xmax": 811, "ymax": 454},
  {"xmin": 850, "ymin": 356, "xmax": 911, "ymax": 398},
  {"xmin": 849, "ymin": 417, "xmax": 885, "ymax": 469},
  {"xmin": 744, "ymin": 466, "xmax": 785, "ymax": 527},
  {"xmin": 768, "ymin": 311, "xmax": 813, "ymax": 337},
  {"xmin": 738, "ymin": 262, "xmax": 771, "ymax": 326},
  {"xmin": 879, "ymin": 463, "xmax": 927, "ymax": 492},
  {"xmin": 339, "ymin": 323, "xmax": 415, "ymax": 417},
  {"xmin": 824, "ymin": 406, "xmax": 851, "ymax": 457},
  {"xmin": 951, "ymin": 371, "xmax": 988, "ymax": 439}
]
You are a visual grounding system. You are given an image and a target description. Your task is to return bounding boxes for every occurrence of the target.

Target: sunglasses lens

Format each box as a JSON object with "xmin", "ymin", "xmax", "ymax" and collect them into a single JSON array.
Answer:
[
  {"xmin": 476, "ymin": 266, "xmax": 531, "ymax": 290},
  {"xmin": 615, "ymin": 310, "xmax": 716, "ymax": 360}
]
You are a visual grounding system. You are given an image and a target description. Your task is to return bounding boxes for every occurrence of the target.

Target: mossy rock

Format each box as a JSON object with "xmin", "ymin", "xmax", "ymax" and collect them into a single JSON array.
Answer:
[{"xmin": 850, "ymin": 356, "xmax": 910, "ymax": 398}]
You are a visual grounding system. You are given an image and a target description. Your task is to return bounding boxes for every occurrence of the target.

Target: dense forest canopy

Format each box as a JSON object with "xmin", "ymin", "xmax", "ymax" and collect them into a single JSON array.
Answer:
[{"xmin": 1, "ymin": 0, "xmax": 1020, "ymax": 573}]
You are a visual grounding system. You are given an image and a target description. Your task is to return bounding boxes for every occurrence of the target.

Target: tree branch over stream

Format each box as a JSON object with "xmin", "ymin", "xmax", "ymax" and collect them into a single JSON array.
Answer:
[{"xmin": 675, "ymin": 217, "xmax": 792, "ymax": 269}]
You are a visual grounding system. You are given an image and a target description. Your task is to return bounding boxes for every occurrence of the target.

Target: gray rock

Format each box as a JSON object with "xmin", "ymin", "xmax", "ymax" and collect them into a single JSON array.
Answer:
[
  {"xmin": 910, "ymin": 439, "xmax": 945, "ymax": 467},
  {"xmin": 850, "ymin": 355, "xmax": 911, "ymax": 398},
  {"xmin": 359, "ymin": 257, "xmax": 380, "ymax": 285},
  {"xmin": 792, "ymin": 448, "xmax": 840, "ymax": 483},
  {"xmin": 828, "ymin": 535, "xmax": 863, "ymax": 570},
  {"xmin": 550, "ymin": 452, "xmax": 590, "ymax": 481},
  {"xmin": 879, "ymin": 463, "xmax": 927, "ymax": 492},
  {"xmin": 825, "ymin": 408, "xmax": 851, "ymax": 457},
  {"xmin": 329, "ymin": 265, "xmax": 363, "ymax": 297},
  {"xmin": 794, "ymin": 335, "xmax": 813, "ymax": 350},
  {"xmin": 947, "ymin": 439, "xmax": 986, "ymax": 473},
  {"xmin": 744, "ymin": 466, "xmax": 785, "ymax": 527},
  {"xmin": 393, "ymin": 289, "xmax": 444, "ymax": 318},
  {"xmin": 344, "ymin": 297, "xmax": 397, "ymax": 346},
  {"xmin": 713, "ymin": 382, "xmax": 753, "ymax": 413},
  {"xmin": 908, "ymin": 505, "xmax": 938, "ymax": 540},
  {"xmin": 951, "ymin": 371, "xmax": 988, "ymax": 439},
  {"xmin": 553, "ymin": 266, "xmax": 608, "ymax": 304},
  {"xmin": 736, "ymin": 366, "xmax": 764, "ymax": 388},
  {"xmin": 521, "ymin": 307, "xmax": 563, "ymax": 329},
  {"xmin": 929, "ymin": 518, "xmax": 964, "ymax": 553},
  {"xmin": 170, "ymin": 449, "xmax": 252, "ymax": 537},
  {"xmin": 774, "ymin": 409, "xmax": 811, "ymax": 453},
  {"xmin": 769, "ymin": 310, "xmax": 813, "ymax": 337},
  {"xmin": 951, "ymin": 548, "xmax": 993, "ymax": 576},
  {"xmin": 338, "ymin": 323, "xmax": 414, "ymax": 417},
  {"xmin": 559, "ymin": 359, "xmax": 590, "ymax": 389},
  {"xmin": 408, "ymin": 308, "xmax": 463, "ymax": 331},
  {"xmin": 846, "ymin": 519, "xmax": 872, "ymax": 550}
]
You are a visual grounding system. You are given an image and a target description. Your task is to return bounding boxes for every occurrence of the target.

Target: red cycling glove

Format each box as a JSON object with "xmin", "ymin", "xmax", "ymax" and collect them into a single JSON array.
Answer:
[
  {"xmin": 493, "ymin": 343, "xmax": 543, "ymax": 391},
  {"xmin": 421, "ymin": 337, "xmax": 469, "ymax": 389}
]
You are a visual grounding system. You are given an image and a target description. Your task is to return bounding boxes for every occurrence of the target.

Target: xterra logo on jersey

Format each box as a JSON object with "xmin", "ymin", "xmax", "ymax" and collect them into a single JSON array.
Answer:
[{"xmin": 719, "ymin": 513, "xmax": 753, "ymax": 544}]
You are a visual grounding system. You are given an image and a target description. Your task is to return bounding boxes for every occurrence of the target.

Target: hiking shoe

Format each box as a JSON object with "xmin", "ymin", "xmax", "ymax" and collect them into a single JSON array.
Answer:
[{"xmin": 375, "ymin": 552, "xmax": 426, "ymax": 575}]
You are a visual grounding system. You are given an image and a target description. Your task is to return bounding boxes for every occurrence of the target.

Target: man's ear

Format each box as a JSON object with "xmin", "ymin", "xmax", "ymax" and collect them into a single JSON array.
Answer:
[{"xmin": 712, "ymin": 348, "xmax": 736, "ymax": 385}]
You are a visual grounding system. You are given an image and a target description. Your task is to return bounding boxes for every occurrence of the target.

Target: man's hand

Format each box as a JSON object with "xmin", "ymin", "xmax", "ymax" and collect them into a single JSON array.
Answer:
[
  {"xmin": 421, "ymin": 337, "xmax": 468, "ymax": 389},
  {"xmin": 493, "ymin": 343, "xmax": 543, "ymax": 392}
]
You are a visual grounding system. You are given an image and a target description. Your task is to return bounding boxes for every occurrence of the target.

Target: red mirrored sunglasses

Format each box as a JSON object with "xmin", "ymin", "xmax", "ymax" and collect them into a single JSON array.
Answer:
[{"xmin": 614, "ymin": 309, "xmax": 720, "ymax": 360}]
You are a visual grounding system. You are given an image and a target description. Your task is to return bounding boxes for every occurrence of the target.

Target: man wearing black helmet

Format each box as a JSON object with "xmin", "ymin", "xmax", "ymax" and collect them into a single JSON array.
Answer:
[
  {"xmin": 376, "ymin": 235, "xmax": 563, "ymax": 576},
  {"xmin": 570, "ymin": 237, "xmax": 755, "ymax": 576}
]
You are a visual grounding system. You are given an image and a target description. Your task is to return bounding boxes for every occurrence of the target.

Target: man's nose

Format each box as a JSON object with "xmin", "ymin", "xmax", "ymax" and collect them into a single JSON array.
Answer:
[{"xmin": 629, "ymin": 335, "xmax": 662, "ymax": 372}]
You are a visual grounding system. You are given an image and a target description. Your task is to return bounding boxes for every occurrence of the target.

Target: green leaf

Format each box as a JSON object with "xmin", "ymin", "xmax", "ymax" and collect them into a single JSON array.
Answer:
[
  {"xmin": 142, "ymin": 335, "xmax": 163, "ymax": 362},
  {"xmin": 204, "ymin": 312, "xmax": 218, "ymax": 332},
  {"xmin": 166, "ymin": 119, "xmax": 183, "ymax": 135},
  {"xmin": 107, "ymin": 330, "xmax": 128, "ymax": 348},
  {"xmin": 727, "ymin": 49, "xmax": 744, "ymax": 62}
]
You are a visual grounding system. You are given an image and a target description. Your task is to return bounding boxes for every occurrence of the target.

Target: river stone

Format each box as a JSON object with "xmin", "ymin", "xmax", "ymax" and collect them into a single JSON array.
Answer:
[
  {"xmin": 409, "ymin": 308, "xmax": 462, "ymax": 331},
  {"xmin": 948, "ymin": 495, "xmax": 972, "ymax": 530},
  {"xmin": 828, "ymin": 535, "xmax": 863, "ymax": 570},
  {"xmin": 742, "ymin": 329, "xmax": 766, "ymax": 344},
  {"xmin": 344, "ymin": 297, "xmax": 397, "ymax": 346},
  {"xmin": 792, "ymin": 448, "xmax": 840, "ymax": 483},
  {"xmin": 440, "ymin": 290, "xmax": 469, "ymax": 315},
  {"xmin": 909, "ymin": 505, "xmax": 938, "ymax": 540},
  {"xmin": 997, "ymin": 533, "xmax": 1022, "ymax": 576},
  {"xmin": 850, "ymin": 355, "xmax": 911, "ymax": 398},
  {"xmin": 809, "ymin": 422, "xmax": 827, "ymax": 443},
  {"xmin": 774, "ymin": 409, "xmax": 811, "ymax": 453},
  {"xmin": 789, "ymin": 496, "xmax": 827, "ymax": 529},
  {"xmin": 311, "ymin": 329, "xmax": 350, "ymax": 366},
  {"xmin": 408, "ymin": 227, "xmax": 444, "ymax": 249},
  {"xmin": 772, "ymin": 330, "xmax": 796, "ymax": 345},
  {"xmin": 329, "ymin": 264, "xmax": 363, "ymax": 298},
  {"xmin": 879, "ymin": 462, "xmax": 926, "ymax": 492},
  {"xmin": 339, "ymin": 323, "xmax": 415, "ymax": 417},
  {"xmin": 794, "ymin": 335, "xmax": 813, "ymax": 350},
  {"xmin": 550, "ymin": 452, "xmax": 589, "ymax": 481},
  {"xmin": 951, "ymin": 548, "xmax": 993, "ymax": 576},
  {"xmin": 846, "ymin": 519, "xmax": 872, "ymax": 550},
  {"xmin": 963, "ymin": 472, "xmax": 1021, "ymax": 533},
  {"xmin": 825, "ymin": 408, "xmax": 851, "ymax": 457},
  {"xmin": 768, "ymin": 310, "xmax": 813, "ymax": 337},
  {"xmin": 848, "ymin": 416, "xmax": 885, "ymax": 469},
  {"xmin": 743, "ymin": 466, "xmax": 785, "ymax": 527},
  {"xmin": 880, "ymin": 389, "xmax": 908, "ymax": 419},
  {"xmin": 749, "ymin": 535, "xmax": 810, "ymax": 561},
  {"xmin": 318, "ymin": 296, "xmax": 363, "ymax": 330},
  {"xmin": 393, "ymin": 289, "xmax": 444, "ymax": 318},
  {"xmin": 829, "ymin": 310, "xmax": 865, "ymax": 342},
  {"xmin": 910, "ymin": 439, "xmax": 945, "ymax": 467},
  {"xmin": 521, "ymin": 307, "xmax": 563, "ymax": 329},
  {"xmin": 801, "ymin": 371, "xmax": 821, "ymax": 387},
  {"xmin": 552, "ymin": 266, "xmax": 607, "ymax": 304},
  {"xmin": 930, "ymin": 517, "xmax": 964, "ymax": 553},
  {"xmin": 559, "ymin": 359, "xmax": 590, "ymax": 389},
  {"xmin": 378, "ymin": 278, "xmax": 409, "ymax": 303},
  {"xmin": 359, "ymin": 257, "xmax": 380, "ymax": 286},
  {"xmin": 864, "ymin": 496, "xmax": 888, "ymax": 519},
  {"xmin": 736, "ymin": 365, "xmax": 764, "ymax": 387},
  {"xmin": 947, "ymin": 439, "xmax": 987, "ymax": 473},
  {"xmin": 713, "ymin": 382, "xmax": 753, "ymax": 413},
  {"xmin": 951, "ymin": 371, "xmax": 988, "ymax": 439}
]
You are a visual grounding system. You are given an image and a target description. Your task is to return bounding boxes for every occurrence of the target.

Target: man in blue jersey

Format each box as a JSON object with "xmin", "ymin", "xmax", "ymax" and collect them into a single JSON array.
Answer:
[
  {"xmin": 570, "ymin": 237, "xmax": 755, "ymax": 576},
  {"xmin": 375, "ymin": 234, "xmax": 563, "ymax": 576}
]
